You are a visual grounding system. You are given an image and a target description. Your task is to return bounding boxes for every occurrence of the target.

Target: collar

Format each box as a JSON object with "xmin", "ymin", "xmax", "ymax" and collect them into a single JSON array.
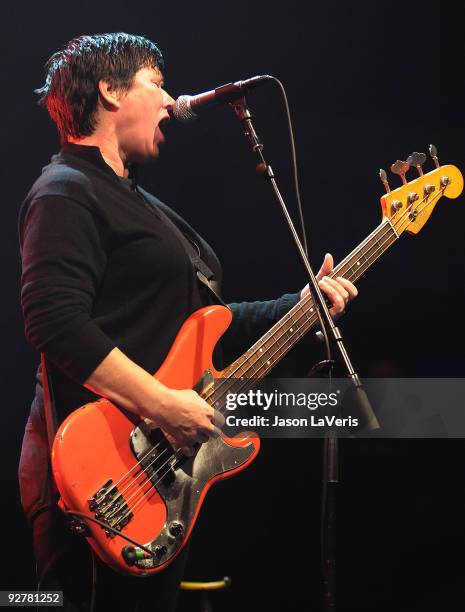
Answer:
[{"xmin": 60, "ymin": 142, "xmax": 138, "ymax": 187}]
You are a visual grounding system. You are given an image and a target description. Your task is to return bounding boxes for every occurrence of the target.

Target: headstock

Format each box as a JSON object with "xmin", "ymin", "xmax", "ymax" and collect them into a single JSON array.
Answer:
[{"xmin": 379, "ymin": 145, "xmax": 463, "ymax": 236}]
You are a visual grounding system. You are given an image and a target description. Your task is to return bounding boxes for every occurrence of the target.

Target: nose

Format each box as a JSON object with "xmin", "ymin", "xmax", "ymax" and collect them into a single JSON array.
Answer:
[{"xmin": 162, "ymin": 89, "xmax": 175, "ymax": 109}]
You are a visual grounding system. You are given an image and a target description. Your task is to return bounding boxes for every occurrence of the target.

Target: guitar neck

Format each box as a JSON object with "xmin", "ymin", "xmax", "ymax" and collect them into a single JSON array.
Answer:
[{"xmin": 222, "ymin": 218, "xmax": 399, "ymax": 379}]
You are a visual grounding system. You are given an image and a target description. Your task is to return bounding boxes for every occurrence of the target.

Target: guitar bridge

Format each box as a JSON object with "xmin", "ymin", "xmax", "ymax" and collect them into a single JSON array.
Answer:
[{"xmin": 89, "ymin": 479, "xmax": 133, "ymax": 538}]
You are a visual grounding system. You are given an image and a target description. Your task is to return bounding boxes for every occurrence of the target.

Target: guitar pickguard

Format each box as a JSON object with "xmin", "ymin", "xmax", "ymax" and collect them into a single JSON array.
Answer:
[{"xmin": 128, "ymin": 421, "xmax": 255, "ymax": 571}]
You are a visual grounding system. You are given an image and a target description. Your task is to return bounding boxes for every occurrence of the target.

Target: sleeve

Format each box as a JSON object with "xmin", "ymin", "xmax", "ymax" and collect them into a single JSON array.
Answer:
[
  {"xmin": 221, "ymin": 292, "xmax": 300, "ymax": 363},
  {"xmin": 19, "ymin": 195, "xmax": 116, "ymax": 383}
]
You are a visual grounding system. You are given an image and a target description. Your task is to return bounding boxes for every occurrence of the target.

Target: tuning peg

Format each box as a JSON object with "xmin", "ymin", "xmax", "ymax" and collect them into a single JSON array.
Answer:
[
  {"xmin": 390, "ymin": 160, "xmax": 410, "ymax": 185},
  {"xmin": 379, "ymin": 168, "xmax": 391, "ymax": 193},
  {"xmin": 406, "ymin": 152, "xmax": 427, "ymax": 176},
  {"xmin": 429, "ymin": 144, "xmax": 440, "ymax": 168}
]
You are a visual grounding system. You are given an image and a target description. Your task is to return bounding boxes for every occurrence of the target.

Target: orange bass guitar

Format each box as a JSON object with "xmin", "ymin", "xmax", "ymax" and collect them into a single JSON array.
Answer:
[{"xmin": 52, "ymin": 154, "xmax": 463, "ymax": 576}]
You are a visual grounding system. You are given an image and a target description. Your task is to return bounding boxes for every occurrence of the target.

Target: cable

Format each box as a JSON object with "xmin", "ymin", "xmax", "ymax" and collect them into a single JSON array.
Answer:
[
  {"xmin": 66, "ymin": 511, "xmax": 155, "ymax": 557},
  {"xmin": 268, "ymin": 76, "xmax": 332, "ymax": 364}
]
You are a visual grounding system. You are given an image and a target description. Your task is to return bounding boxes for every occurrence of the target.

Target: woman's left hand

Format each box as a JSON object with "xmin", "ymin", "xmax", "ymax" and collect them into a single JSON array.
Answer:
[{"xmin": 300, "ymin": 253, "xmax": 358, "ymax": 319}]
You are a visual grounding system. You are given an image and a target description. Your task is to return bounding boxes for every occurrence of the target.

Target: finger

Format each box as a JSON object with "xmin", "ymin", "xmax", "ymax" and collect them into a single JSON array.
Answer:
[
  {"xmin": 143, "ymin": 417, "xmax": 157, "ymax": 428},
  {"xmin": 200, "ymin": 425, "xmax": 223, "ymax": 440},
  {"xmin": 162, "ymin": 430, "xmax": 180, "ymax": 448},
  {"xmin": 210, "ymin": 425, "xmax": 223, "ymax": 438},
  {"xmin": 164, "ymin": 433, "xmax": 194, "ymax": 456},
  {"xmin": 181, "ymin": 445, "xmax": 195, "ymax": 456},
  {"xmin": 190, "ymin": 390, "xmax": 215, "ymax": 417},
  {"xmin": 200, "ymin": 421, "xmax": 223, "ymax": 440},
  {"xmin": 328, "ymin": 278, "xmax": 350, "ymax": 304},
  {"xmin": 211, "ymin": 408, "xmax": 225, "ymax": 428},
  {"xmin": 335, "ymin": 277, "xmax": 358, "ymax": 300},
  {"xmin": 316, "ymin": 253, "xmax": 334, "ymax": 281},
  {"xmin": 195, "ymin": 432, "xmax": 210, "ymax": 444},
  {"xmin": 319, "ymin": 277, "xmax": 346, "ymax": 315},
  {"xmin": 322, "ymin": 276, "xmax": 350, "ymax": 303}
]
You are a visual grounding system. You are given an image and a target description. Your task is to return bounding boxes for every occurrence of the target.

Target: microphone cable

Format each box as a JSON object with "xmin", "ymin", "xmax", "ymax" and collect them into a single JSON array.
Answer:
[{"xmin": 266, "ymin": 76, "xmax": 332, "ymax": 364}]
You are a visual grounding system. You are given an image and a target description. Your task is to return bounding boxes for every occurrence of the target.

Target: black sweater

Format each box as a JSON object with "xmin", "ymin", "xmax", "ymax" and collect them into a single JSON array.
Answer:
[{"xmin": 19, "ymin": 143, "xmax": 301, "ymax": 423}]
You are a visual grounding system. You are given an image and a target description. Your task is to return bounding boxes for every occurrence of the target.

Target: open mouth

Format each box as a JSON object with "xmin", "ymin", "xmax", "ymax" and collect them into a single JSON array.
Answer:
[
  {"xmin": 159, "ymin": 116, "xmax": 170, "ymax": 132},
  {"xmin": 157, "ymin": 117, "xmax": 170, "ymax": 143}
]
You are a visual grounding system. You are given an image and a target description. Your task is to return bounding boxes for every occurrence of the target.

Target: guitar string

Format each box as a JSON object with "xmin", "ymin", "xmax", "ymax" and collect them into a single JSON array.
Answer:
[
  {"xmin": 101, "ymin": 185, "xmax": 444, "ymax": 522},
  {"xmin": 99, "ymin": 182, "xmax": 436, "ymax": 504},
  {"xmin": 200, "ymin": 223, "xmax": 397, "ymax": 406},
  {"xmin": 96, "ymin": 220, "xmax": 398, "ymax": 505},
  {"xmin": 102, "ymin": 236, "xmax": 392, "ymax": 520},
  {"xmin": 206, "ymin": 223, "xmax": 397, "ymax": 394},
  {"xmin": 113, "ymin": 186, "xmax": 445, "ymax": 524},
  {"xmin": 105, "ymin": 184, "xmax": 446, "ymax": 527},
  {"xmin": 204, "ymin": 210, "xmax": 410, "ymax": 394},
  {"xmin": 202, "ymin": 185, "xmax": 441, "ymax": 400}
]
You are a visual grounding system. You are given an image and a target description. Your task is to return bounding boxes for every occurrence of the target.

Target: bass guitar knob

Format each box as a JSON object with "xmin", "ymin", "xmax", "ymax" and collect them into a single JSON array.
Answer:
[
  {"xmin": 154, "ymin": 545, "xmax": 168, "ymax": 559},
  {"xmin": 169, "ymin": 521, "xmax": 184, "ymax": 538}
]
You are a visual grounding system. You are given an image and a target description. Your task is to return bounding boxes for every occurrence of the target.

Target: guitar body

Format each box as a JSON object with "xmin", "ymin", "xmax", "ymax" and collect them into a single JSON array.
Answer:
[
  {"xmin": 51, "ymin": 157, "xmax": 463, "ymax": 577},
  {"xmin": 52, "ymin": 305, "xmax": 260, "ymax": 576}
]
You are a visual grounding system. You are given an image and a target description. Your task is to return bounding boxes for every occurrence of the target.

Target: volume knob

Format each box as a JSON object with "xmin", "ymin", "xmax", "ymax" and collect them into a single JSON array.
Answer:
[
  {"xmin": 169, "ymin": 521, "xmax": 184, "ymax": 538},
  {"xmin": 154, "ymin": 545, "xmax": 168, "ymax": 559}
]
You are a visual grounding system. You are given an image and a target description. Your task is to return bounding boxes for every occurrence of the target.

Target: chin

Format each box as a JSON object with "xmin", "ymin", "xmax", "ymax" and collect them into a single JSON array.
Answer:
[
  {"xmin": 149, "ymin": 149, "xmax": 161, "ymax": 162},
  {"xmin": 129, "ymin": 146, "xmax": 159, "ymax": 164},
  {"xmin": 148, "ymin": 139, "xmax": 162, "ymax": 159}
]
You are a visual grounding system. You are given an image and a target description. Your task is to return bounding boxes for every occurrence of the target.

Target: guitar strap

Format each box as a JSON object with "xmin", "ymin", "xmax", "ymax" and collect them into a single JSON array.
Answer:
[
  {"xmin": 40, "ymin": 352, "xmax": 58, "ymax": 453},
  {"xmin": 40, "ymin": 352, "xmax": 61, "ymax": 510},
  {"xmin": 135, "ymin": 187, "xmax": 229, "ymax": 309},
  {"xmin": 42, "ymin": 191, "xmax": 228, "ymax": 451}
]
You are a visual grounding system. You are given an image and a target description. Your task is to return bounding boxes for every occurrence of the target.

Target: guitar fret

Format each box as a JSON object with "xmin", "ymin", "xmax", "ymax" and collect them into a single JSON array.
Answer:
[
  {"xmin": 221, "ymin": 220, "xmax": 399, "ymax": 384},
  {"xmin": 333, "ymin": 222, "xmax": 397, "ymax": 284},
  {"xmin": 207, "ymin": 178, "xmax": 458, "ymax": 413},
  {"xmin": 247, "ymin": 360, "xmax": 259, "ymax": 376}
]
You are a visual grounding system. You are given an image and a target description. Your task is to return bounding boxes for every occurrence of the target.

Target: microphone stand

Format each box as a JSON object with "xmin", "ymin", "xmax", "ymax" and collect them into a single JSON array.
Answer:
[{"xmin": 228, "ymin": 96, "xmax": 379, "ymax": 612}]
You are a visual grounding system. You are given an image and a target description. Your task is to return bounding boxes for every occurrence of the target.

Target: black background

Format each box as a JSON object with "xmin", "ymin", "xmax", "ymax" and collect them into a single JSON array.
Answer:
[{"xmin": 2, "ymin": 1, "xmax": 465, "ymax": 610}]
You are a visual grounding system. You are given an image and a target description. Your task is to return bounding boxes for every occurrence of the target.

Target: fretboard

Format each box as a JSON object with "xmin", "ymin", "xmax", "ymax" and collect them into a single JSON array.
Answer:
[{"xmin": 222, "ymin": 218, "xmax": 398, "ymax": 381}]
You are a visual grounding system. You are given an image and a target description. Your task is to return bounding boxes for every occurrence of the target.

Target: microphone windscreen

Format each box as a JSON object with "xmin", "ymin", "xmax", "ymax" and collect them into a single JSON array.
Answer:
[{"xmin": 170, "ymin": 96, "xmax": 197, "ymax": 123}]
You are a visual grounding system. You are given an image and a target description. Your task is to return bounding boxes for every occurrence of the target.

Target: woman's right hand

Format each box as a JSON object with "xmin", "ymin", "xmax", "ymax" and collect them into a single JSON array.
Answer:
[
  {"xmin": 84, "ymin": 347, "xmax": 224, "ymax": 456},
  {"xmin": 153, "ymin": 388, "xmax": 225, "ymax": 455}
]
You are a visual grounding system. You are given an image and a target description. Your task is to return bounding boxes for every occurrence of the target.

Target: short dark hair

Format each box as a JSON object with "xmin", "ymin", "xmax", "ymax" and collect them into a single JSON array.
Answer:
[{"xmin": 36, "ymin": 32, "xmax": 164, "ymax": 142}]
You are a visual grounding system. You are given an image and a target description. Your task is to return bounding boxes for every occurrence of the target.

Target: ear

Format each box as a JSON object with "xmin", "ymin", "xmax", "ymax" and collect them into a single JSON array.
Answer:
[{"xmin": 98, "ymin": 80, "xmax": 122, "ymax": 110}]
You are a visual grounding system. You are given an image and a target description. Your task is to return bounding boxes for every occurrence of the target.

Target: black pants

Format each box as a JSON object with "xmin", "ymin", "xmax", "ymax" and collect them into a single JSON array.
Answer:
[{"xmin": 34, "ymin": 508, "xmax": 189, "ymax": 611}]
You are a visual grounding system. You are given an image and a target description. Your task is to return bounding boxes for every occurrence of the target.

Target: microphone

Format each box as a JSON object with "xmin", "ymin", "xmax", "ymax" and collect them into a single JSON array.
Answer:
[{"xmin": 170, "ymin": 75, "xmax": 272, "ymax": 123}]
